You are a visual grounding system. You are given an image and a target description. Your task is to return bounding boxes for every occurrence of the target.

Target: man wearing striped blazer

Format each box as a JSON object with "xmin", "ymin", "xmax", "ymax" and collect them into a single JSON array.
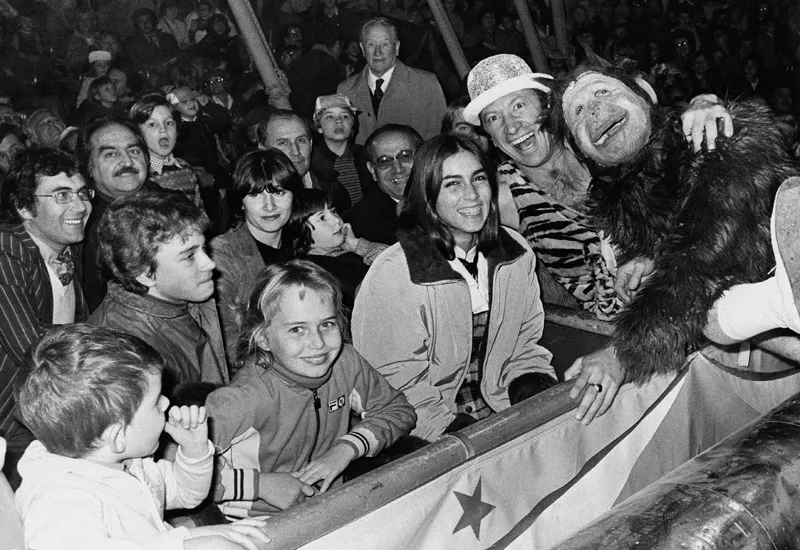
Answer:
[{"xmin": 0, "ymin": 148, "xmax": 91, "ymax": 488}]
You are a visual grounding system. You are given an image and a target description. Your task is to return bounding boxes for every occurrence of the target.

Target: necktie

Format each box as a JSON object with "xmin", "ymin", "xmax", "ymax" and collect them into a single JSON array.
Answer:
[
  {"xmin": 52, "ymin": 249, "xmax": 75, "ymax": 286},
  {"xmin": 459, "ymin": 256, "xmax": 479, "ymax": 280},
  {"xmin": 372, "ymin": 78, "xmax": 384, "ymax": 114}
]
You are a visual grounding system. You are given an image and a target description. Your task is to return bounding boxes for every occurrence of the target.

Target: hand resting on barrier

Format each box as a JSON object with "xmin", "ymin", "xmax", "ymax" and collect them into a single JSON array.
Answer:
[
  {"xmin": 257, "ymin": 472, "xmax": 317, "ymax": 510},
  {"xmin": 186, "ymin": 518, "xmax": 270, "ymax": 549},
  {"xmin": 297, "ymin": 443, "xmax": 357, "ymax": 493},
  {"xmin": 565, "ymin": 346, "xmax": 626, "ymax": 426}
]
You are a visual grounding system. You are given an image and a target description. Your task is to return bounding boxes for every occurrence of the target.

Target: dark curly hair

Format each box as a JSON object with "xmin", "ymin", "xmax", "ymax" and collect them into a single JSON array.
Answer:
[
  {"xmin": 0, "ymin": 147, "xmax": 80, "ymax": 223},
  {"xmin": 97, "ymin": 190, "xmax": 210, "ymax": 295}
]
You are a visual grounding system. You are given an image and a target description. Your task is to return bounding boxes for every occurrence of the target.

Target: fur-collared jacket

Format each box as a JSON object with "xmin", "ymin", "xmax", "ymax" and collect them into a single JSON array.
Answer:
[
  {"xmin": 585, "ymin": 99, "xmax": 799, "ymax": 383},
  {"xmin": 352, "ymin": 226, "xmax": 555, "ymax": 441}
]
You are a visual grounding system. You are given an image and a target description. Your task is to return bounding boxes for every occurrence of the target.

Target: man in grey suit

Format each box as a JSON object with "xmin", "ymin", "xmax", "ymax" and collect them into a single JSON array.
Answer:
[{"xmin": 337, "ymin": 17, "xmax": 447, "ymax": 144}]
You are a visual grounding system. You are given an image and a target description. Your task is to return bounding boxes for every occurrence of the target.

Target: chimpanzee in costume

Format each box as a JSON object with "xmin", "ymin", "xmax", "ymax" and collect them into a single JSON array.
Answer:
[{"xmin": 552, "ymin": 64, "xmax": 800, "ymax": 384}]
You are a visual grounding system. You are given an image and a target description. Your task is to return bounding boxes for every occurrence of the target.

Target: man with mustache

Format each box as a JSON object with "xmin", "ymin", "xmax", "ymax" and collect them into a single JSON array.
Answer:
[
  {"xmin": 0, "ymin": 148, "xmax": 92, "ymax": 488},
  {"xmin": 77, "ymin": 117, "xmax": 163, "ymax": 311}
]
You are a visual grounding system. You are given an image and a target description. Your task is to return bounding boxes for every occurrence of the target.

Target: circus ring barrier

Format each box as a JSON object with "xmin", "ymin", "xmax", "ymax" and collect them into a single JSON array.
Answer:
[
  {"xmin": 252, "ymin": 308, "xmax": 800, "ymax": 549},
  {"xmin": 555, "ymin": 386, "xmax": 800, "ymax": 549}
]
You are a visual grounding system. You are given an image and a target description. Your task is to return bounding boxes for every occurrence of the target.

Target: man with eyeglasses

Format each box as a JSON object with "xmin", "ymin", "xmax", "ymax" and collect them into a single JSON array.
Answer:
[
  {"xmin": 0, "ymin": 103, "xmax": 25, "ymax": 129},
  {"xmin": 342, "ymin": 124, "xmax": 423, "ymax": 245},
  {"xmin": 0, "ymin": 147, "xmax": 92, "ymax": 489}
]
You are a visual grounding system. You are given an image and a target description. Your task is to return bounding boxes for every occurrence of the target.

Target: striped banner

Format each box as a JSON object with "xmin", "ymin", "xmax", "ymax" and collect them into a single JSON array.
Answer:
[{"xmin": 290, "ymin": 352, "xmax": 800, "ymax": 549}]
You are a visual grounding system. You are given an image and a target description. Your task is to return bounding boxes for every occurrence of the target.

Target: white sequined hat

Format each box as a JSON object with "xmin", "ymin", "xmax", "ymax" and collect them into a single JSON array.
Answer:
[
  {"xmin": 88, "ymin": 50, "xmax": 112, "ymax": 64},
  {"xmin": 463, "ymin": 54, "xmax": 554, "ymax": 125}
]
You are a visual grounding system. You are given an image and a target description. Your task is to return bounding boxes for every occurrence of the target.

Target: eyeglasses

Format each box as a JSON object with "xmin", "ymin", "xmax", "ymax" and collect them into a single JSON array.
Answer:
[
  {"xmin": 36, "ymin": 188, "xmax": 95, "ymax": 204},
  {"xmin": 374, "ymin": 149, "xmax": 414, "ymax": 170},
  {"xmin": 207, "ymin": 77, "xmax": 226, "ymax": 85},
  {"xmin": 0, "ymin": 114, "xmax": 24, "ymax": 126}
]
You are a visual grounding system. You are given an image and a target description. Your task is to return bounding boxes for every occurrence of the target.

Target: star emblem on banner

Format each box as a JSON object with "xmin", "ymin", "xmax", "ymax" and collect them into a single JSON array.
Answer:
[{"xmin": 452, "ymin": 478, "xmax": 496, "ymax": 539}]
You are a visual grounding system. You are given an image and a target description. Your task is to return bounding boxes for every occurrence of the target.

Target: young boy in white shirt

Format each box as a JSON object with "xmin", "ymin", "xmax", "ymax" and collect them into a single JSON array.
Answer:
[{"xmin": 14, "ymin": 324, "xmax": 269, "ymax": 549}]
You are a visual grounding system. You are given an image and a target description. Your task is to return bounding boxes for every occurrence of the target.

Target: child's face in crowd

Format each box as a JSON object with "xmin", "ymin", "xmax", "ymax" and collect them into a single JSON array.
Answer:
[
  {"xmin": 140, "ymin": 229, "xmax": 216, "ymax": 303},
  {"xmin": 92, "ymin": 60, "xmax": 110, "ymax": 77},
  {"xmin": 307, "ymin": 206, "xmax": 345, "ymax": 251},
  {"xmin": 259, "ymin": 286, "xmax": 342, "ymax": 379},
  {"xmin": 318, "ymin": 107, "xmax": 354, "ymax": 142},
  {"xmin": 141, "ymin": 105, "xmax": 177, "ymax": 158},
  {"xmin": 96, "ymin": 83, "xmax": 118, "ymax": 105},
  {"xmin": 243, "ymin": 185, "xmax": 294, "ymax": 237},
  {"xmin": 174, "ymin": 94, "xmax": 199, "ymax": 119},
  {"xmin": 122, "ymin": 372, "xmax": 169, "ymax": 459}
]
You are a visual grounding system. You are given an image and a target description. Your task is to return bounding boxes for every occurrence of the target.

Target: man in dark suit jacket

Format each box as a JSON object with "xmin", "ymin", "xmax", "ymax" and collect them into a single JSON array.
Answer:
[
  {"xmin": 343, "ymin": 124, "xmax": 422, "ymax": 245},
  {"xmin": 124, "ymin": 8, "xmax": 180, "ymax": 82},
  {"xmin": 77, "ymin": 117, "xmax": 157, "ymax": 311},
  {"xmin": 289, "ymin": 25, "xmax": 347, "ymax": 121},
  {"xmin": 0, "ymin": 148, "xmax": 91, "ymax": 487},
  {"xmin": 337, "ymin": 16, "xmax": 447, "ymax": 144}
]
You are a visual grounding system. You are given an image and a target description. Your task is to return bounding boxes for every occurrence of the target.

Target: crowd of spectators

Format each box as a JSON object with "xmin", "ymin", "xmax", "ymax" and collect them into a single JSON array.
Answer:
[
  {"xmin": 2, "ymin": 0, "xmax": 800, "ymax": 544},
  {"xmin": 0, "ymin": 0, "xmax": 799, "ymax": 189}
]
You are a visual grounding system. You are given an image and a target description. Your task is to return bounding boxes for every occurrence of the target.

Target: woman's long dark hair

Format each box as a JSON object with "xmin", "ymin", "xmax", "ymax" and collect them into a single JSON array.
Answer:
[{"xmin": 398, "ymin": 134, "xmax": 499, "ymax": 260}]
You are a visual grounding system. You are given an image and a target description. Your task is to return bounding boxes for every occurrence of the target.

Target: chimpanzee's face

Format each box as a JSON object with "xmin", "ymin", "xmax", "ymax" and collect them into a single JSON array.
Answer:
[{"xmin": 563, "ymin": 72, "xmax": 652, "ymax": 167}]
